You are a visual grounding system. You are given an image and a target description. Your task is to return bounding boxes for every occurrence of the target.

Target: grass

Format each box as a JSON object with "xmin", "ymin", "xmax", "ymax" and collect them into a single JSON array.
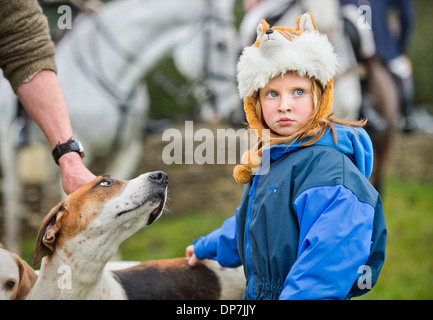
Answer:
[{"xmin": 357, "ymin": 177, "xmax": 433, "ymax": 299}]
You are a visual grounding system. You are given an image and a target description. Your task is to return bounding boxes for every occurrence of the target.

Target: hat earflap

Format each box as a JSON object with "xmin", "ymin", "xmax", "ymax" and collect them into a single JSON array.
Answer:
[
  {"xmin": 233, "ymin": 96, "xmax": 265, "ymax": 184},
  {"xmin": 244, "ymin": 96, "xmax": 263, "ymax": 132},
  {"xmin": 316, "ymin": 78, "xmax": 334, "ymax": 121}
]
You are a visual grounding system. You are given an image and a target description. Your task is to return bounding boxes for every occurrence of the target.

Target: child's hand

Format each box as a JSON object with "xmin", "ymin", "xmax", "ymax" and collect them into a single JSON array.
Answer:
[{"xmin": 186, "ymin": 245, "xmax": 200, "ymax": 266}]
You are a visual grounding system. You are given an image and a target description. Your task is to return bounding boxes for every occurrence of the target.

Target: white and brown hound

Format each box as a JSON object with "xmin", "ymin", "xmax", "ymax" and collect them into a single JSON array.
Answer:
[
  {"xmin": 0, "ymin": 248, "xmax": 37, "ymax": 300},
  {"xmin": 26, "ymin": 172, "xmax": 244, "ymax": 300}
]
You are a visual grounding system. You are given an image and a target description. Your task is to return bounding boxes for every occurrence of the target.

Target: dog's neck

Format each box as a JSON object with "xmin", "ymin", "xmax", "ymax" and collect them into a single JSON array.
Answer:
[{"xmin": 27, "ymin": 238, "xmax": 123, "ymax": 300}]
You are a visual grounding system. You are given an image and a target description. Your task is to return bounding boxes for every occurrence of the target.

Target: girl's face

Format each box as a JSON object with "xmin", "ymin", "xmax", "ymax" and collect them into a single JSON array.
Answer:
[{"xmin": 259, "ymin": 73, "xmax": 314, "ymax": 136}]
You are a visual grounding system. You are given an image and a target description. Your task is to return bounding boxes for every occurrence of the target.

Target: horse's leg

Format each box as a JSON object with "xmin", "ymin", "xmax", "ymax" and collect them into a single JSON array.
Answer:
[
  {"xmin": 1, "ymin": 124, "xmax": 21, "ymax": 254},
  {"xmin": 368, "ymin": 58, "xmax": 399, "ymax": 193}
]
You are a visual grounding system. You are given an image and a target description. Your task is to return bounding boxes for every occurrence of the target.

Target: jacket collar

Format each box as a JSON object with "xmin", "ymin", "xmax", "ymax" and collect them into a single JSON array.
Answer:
[{"xmin": 261, "ymin": 124, "xmax": 374, "ymax": 179}]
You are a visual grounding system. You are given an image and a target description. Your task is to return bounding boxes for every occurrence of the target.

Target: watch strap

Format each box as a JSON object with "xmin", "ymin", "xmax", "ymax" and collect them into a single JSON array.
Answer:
[{"xmin": 52, "ymin": 139, "xmax": 85, "ymax": 165}]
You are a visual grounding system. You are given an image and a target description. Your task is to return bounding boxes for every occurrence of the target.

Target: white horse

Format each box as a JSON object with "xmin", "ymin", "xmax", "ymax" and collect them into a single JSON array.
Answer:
[
  {"xmin": 238, "ymin": 0, "xmax": 363, "ymax": 121},
  {"xmin": 0, "ymin": 0, "xmax": 239, "ymax": 253}
]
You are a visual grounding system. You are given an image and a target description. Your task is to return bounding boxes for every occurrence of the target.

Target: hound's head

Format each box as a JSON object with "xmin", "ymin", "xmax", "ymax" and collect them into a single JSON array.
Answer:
[
  {"xmin": 0, "ymin": 248, "xmax": 38, "ymax": 300},
  {"xmin": 32, "ymin": 171, "xmax": 168, "ymax": 267}
]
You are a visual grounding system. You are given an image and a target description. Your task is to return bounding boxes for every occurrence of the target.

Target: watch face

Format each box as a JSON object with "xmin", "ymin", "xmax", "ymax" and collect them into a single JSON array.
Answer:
[
  {"xmin": 74, "ymin": 141, "xmax": 85, "ymax": 158},
  {"xmin": 75, "ymin": 141, "xmax": 84, "ymax": 153}
]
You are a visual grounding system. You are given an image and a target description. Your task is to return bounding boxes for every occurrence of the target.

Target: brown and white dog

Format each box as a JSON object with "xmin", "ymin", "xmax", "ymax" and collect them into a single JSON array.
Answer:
[
  {"xmin": 0, "ymin": 248, "xmax": 38, "ymax": 300},
  {"xmin": 26, "ymin": 171, "xmax": 245, "ymax": 300}
]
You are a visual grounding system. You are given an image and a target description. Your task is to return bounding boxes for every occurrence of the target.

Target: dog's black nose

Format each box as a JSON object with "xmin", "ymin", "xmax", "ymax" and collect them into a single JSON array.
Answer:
[
  {"xmin": 265, "ymin": 28, "xmax": 273, "ymax": 35},
  {"xmin": 149, "ymin": 171, "xmax": 168, "ymax": 186}
]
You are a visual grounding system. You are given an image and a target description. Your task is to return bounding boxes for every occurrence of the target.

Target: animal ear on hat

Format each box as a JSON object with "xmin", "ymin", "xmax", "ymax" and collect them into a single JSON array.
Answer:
[
  {"xmin": 254, "ymin": 19, "xmax": 270, "ymax": 46},
  {"xmin": 297, "ymin": 12, "xmax": 317, "ymax": 32},
  {"xmin": 256, "ymin": 19, "xmax": 270, "ymax": 39}
]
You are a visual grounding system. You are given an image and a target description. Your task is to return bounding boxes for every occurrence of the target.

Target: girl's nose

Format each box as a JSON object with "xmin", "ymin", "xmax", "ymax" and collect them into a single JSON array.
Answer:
[{"xmin": 278, "ymin": 96, "xmax": 292, "ymax": 112}]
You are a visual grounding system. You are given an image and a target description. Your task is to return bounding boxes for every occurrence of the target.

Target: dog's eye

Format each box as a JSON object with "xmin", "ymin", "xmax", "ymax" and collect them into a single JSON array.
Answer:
[
  {"xmin": 5, "ymin": 280, "xmax": 16, "ymax": 291},
  {"xmin": 98, "ymin": 179, "xmax": 112, "ymax": 187}
]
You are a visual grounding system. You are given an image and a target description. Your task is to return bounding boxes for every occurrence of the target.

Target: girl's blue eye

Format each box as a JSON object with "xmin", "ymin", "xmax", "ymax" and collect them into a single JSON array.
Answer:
[
  {"xmin": 294, "ymin": 89, "xmax": 304, "ymax": 96},
  {"xmin": 267, "ymin": 91, "xmax": 278, "ymax": 98}
]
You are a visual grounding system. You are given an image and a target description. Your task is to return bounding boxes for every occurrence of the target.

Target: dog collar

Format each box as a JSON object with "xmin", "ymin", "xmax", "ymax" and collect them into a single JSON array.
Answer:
[{"xmin": 52, "ymin": 138, "xmax": 85, "ymax": 165}]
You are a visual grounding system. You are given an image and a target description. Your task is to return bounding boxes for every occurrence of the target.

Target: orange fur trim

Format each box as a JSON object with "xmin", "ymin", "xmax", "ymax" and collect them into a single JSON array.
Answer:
[
  {"xmin": 317, "ymin": 78, "xmax": 334, "ymax": 120},
  {"xmin": 243, "ymin": 96, "xmax": 262, "ymax": 132},
  {"xmin": 296, "ymin": 12, "xmax": 317, "ymax": 31}
]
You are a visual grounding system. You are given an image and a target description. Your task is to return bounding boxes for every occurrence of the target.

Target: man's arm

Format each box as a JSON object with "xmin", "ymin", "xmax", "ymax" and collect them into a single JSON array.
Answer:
[
  {"xmin": 0, "ymin": 0, "xmax": 95, "ymax": 193},
  {"xmin": 16, "ymin": 70, "xmax": 95, "ymax": 194}
]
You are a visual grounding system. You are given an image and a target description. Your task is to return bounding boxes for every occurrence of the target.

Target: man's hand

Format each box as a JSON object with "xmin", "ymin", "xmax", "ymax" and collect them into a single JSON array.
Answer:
[{"xmin": 58, "ymin": 152, "xmax": 96, "ymax": 194}]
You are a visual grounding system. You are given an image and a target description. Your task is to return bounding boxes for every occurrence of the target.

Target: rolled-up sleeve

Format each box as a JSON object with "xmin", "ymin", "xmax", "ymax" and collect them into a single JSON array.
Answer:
[{"xmin": 0, "ymin": 0, "xmax": 57, "ymax": 92}]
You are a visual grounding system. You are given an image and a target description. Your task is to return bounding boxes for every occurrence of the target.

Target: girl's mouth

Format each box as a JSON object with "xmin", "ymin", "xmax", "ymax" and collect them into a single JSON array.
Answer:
[{"xmin": 277, "ymin": 118, "xmax": 294, "ymax": 126}]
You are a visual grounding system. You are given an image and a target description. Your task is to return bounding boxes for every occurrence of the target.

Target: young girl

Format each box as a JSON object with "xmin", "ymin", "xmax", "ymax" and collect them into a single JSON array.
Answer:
[{"xmin": 186, "ymin": 13, "xmax": 386, "ymax": 300}]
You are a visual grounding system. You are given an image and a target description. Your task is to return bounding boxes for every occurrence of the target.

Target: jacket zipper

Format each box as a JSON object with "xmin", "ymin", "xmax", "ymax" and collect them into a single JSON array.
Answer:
[{"xmin": 246, "ymin": 175, "xmax": 259, "ymax": 299}]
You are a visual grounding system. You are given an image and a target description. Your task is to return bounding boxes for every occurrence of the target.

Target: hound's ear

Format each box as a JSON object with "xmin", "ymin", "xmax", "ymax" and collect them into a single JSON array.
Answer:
[
  {"xmin": 11, "ymin": 253, "xmax": 38, "ymax": 300},
  {"xmin": 32, "ymin": 202, "xmax": 67, "ymax": 266},
  {"xmin": 297, "ymin": 12, "xmax": 317, "ymax": 32}
]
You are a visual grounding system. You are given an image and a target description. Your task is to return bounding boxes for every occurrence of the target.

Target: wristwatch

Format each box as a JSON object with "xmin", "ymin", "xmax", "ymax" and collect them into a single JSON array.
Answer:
[{"xmin": 52, "ymin": 139, "xmax": 85, "ymax": 165}]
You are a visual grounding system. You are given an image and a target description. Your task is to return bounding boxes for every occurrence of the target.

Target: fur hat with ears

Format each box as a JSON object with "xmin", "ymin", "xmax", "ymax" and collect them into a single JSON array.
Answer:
[
  {"xmin": 233, "ymin": 13, "xmax": 339, "ymax": 184},
  {"xmin": 237, "ymin": 12, "xmax": 338, "ymax": 100}
]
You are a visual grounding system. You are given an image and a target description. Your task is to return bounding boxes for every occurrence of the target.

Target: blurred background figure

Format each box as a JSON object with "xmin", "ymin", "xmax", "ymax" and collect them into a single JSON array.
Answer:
[{"xmin": 370, "ymin": 0, "xmax": 415, "ymax": 132}]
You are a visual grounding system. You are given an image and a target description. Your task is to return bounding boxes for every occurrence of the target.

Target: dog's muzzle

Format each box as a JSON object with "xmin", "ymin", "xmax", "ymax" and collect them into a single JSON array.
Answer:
[
  {"xmin": 116, "ymin": 171, "xmax": 168, "ymax": 226},
  {"xmin": 149, "ymin": 171, "xmax": 168, "ymax": 187},
  {"xmin": 146, "ymin": 171, "xmax": 168, "ymax": 226}
]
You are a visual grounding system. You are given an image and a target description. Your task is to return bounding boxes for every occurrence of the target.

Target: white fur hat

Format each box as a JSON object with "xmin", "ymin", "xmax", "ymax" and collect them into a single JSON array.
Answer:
[{"xmin": 237, "ymin": 13, "xmax": 339, "ymax": 99}]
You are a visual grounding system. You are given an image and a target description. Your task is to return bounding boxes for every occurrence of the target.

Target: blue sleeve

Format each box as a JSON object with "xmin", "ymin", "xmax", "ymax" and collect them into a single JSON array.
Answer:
[
  {"xmin": 279, "ymin": 185, "xmax": 374, "ymax": 300},
  {"xmin": 193, "ymin": 215, "xmax": 242, "ymax": 268}
]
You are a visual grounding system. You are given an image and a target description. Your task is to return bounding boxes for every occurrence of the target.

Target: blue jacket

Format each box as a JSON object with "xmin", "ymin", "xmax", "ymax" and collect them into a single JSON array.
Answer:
[{"xmin": 193, "ymin": 124, "xmax": 387, "ymax": 300}]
